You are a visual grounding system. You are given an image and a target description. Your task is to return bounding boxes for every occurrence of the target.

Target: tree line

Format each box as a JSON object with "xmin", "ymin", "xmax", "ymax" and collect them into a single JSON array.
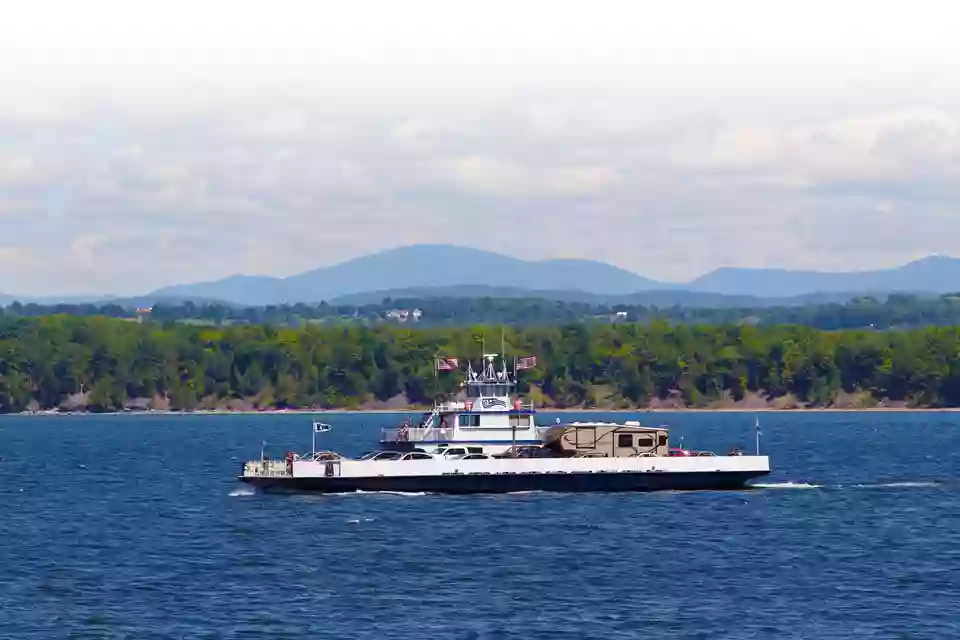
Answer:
[
  {"xmin": 4, "ymin": 314, "xmax": 960, "ymax": 413},
  {"xmin": 5, "ymin": 293, "xmax": 960, "ymax": 329}
]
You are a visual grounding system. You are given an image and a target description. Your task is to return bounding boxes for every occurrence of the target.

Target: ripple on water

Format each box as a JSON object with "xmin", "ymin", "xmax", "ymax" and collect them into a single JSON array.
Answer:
[{"xmin": 1, "ymin": 412, "xmax": 959, "ymax": 639}]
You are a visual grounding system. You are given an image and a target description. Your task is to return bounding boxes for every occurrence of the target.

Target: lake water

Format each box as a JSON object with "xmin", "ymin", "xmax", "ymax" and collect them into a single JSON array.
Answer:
[{"xmin": 1, "ymin": 411, "xmax": 958, "ymax": 639}]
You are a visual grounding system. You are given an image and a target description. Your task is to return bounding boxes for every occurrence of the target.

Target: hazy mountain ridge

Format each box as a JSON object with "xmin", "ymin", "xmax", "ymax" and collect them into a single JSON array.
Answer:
[
  {"xmin": 151, "ymin": 245, "xmax": 664, "ymax": 305},
  {"xmin": 5, "ymin": 246, "xmax": 960, "ymax": 307},
  {"xmin": 688, "ymin": 255, "xmax": 960, "ymax": 297},
  {"xmin": 146, "ymin": 248, "xmax": 960, "ymax": 305}
]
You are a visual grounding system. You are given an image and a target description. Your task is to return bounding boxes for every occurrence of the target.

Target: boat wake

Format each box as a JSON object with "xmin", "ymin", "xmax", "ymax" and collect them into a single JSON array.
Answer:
[
  {"xmin": 348, "ymin": 490, "xmax": 430, "ymax": 497},
  {"xmin": 851, "ymin": 481, "xmax": 942, "ymax": 489},
  {"xmin": 753, "ymin": 480, "xmax": 946, "ymax": 491},
  {"xmin": 752, "ymin": 482, "xmax": 822, "ymax": 489},
  {"xmin": 228, "ymin": 486, "xmax": 257, "ymax": 497}
]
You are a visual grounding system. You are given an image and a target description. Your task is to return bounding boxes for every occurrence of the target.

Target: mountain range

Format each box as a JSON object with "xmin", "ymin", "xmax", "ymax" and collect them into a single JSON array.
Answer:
[{"xmin": 4, "ymin": 245, "xmax": 960, "ymax": 308}]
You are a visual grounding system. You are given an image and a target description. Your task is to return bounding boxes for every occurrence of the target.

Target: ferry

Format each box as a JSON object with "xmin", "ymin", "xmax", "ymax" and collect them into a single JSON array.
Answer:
[{"xmin": 237, "ymin": 355, "xmax": 772, "ymax": 494}]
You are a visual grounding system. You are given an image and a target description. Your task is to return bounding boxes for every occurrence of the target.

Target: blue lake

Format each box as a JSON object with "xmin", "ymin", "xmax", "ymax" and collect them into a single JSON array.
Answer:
[{"xmin": 1, "ymin": 411, "xmax": 958, "ymax": 639}]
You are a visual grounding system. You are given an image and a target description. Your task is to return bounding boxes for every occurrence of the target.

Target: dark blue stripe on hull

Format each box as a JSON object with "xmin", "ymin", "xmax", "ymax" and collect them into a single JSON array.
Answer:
[{"xmin": 240, "ymin": 470, "xmax": 770, "ymax": 494}]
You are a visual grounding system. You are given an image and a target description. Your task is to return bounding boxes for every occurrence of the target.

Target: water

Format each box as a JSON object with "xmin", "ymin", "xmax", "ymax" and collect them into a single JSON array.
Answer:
[{"xmin": 1, "ymin": 411, "xmax": 959, "ymax": 639}]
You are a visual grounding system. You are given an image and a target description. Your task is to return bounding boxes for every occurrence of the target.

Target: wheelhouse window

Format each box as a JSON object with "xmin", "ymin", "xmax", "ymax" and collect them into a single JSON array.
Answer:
[
  {"xmin": 458, "ymin": 414, "xmax": 481, "ymax": 427},
  {"xmin": 466, "ymin": 383, "xmax": 515, "ymax": 398}
]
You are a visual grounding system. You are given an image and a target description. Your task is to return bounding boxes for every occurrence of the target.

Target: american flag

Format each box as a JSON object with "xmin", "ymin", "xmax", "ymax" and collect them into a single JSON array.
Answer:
[
  {"xmin": 516, "ymin": 356, "xmax": 537, "ymax": 370},
  {"xmin": 435, "ymin": 357, "xmax": 459, "ymax": 371}
]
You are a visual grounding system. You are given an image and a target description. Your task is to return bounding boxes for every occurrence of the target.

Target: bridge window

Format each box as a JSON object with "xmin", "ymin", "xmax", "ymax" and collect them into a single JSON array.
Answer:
[{"xmin": 458, "ymin": 414, "xmax": 480, "ymax": 427}]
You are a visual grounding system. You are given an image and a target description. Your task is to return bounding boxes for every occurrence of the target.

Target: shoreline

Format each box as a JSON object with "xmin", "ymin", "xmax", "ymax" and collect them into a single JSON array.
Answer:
[{"xmin": 7, "ymin": 406, "xmax": 960, "ymax": 417}]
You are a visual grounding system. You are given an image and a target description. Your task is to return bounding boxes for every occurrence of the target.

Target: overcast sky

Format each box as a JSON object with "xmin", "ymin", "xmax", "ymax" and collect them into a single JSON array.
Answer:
[{"xmin": 1, "ymin": 0, "xmax": 958, "ymax": 295}]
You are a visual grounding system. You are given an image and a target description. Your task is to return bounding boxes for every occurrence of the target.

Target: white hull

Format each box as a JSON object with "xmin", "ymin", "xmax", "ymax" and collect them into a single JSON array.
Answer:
[{"xmin": 241, "ymin": 455, "xmax": 772, "ymax": 494}]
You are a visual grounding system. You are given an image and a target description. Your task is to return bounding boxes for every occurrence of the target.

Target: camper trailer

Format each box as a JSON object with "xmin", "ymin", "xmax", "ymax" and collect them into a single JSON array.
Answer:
[{"xmin": 541, "ymin": 421, "xmax": 670, "ymax": 458}]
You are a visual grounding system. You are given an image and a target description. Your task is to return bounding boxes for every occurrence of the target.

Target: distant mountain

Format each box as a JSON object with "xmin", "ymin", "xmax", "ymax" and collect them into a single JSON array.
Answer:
[
  {"xmin": 148, "ymin": 276, "xmax": 282, "ymax": 306},
  {"xmin": 0, "ymin": 293, "xmax": 238, "ymax": 309},
  {"xmin": 150, "ymin": 245, "xmax": 665, "ymax": 305},
  {"xmin": 689, "ymin": 256, "xmax": 960, "ymax": 298},
  {"xmin": 6, "ymin": 248, "xmax": 960, "ymax": 308},
  {"xmin": 0, "ymin": 293, "xmax": 113, "ymax": 305}
]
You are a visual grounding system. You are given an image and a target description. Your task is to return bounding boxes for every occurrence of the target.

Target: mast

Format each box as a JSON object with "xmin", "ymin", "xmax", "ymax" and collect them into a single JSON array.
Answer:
[{"xmin": 755, "ymin": 415, "xmax": 762, "ymax": 455}]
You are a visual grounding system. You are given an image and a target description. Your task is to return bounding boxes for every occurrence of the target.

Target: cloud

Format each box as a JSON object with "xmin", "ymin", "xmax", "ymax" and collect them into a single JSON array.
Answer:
[
  {"xmin": 1, "ymin": 1, "xmax": 959, "ymax": 295},
  {"xmin": 427, "ymin": 156, "xmax": 621, "ymax": 198},
  {"xmin": 0, "ymin": 154, "xmax": 42, "ymax": 187},
  {"xmin": 0, "ymin": 246, "xmax": 36, "ymax": 266},
  {"xmin": 2, "ymin": 99, "xmax": 960, "ymax": 294}
]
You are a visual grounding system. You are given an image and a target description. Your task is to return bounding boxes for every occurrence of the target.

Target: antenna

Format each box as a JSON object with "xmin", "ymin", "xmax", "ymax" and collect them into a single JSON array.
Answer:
[
  {"xmin": 755, "ymin": 414, "xmax": 762, "ymax": 455},
  {"xmin": 501, "ymin": 326, "xmax": 505, "ymax": 363}
]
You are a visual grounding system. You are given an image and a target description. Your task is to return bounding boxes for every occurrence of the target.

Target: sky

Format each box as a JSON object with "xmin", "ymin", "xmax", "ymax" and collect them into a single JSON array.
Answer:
[{"xmin": 1, "ymin": 0, "xmax": 959, "ymax": 295}]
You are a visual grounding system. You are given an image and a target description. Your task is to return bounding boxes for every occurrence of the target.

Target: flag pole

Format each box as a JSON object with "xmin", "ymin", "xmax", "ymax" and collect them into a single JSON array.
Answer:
[{"xmin": 755, "ymin": 414, "xmax": 761, "ymax": 455}]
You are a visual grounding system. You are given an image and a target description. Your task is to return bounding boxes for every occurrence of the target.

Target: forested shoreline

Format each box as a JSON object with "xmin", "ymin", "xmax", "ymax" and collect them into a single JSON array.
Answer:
[
  {"xmin": 6, "ymin": 293, "xmax": 960, "ymax": 330},
  {"xmin": 4, "ymin": 315, "xmax": 960, "ymax": 414}
]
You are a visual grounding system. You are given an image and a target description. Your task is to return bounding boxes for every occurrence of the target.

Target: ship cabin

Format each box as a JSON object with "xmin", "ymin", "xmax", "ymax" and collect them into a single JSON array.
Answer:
[
  {"xmin": 380, "ymin": 355, "xmax": 539, "ymax": 454},
  {"xmin": 541, "ymin": 421, "xmax": 670, "ymax": 458}
]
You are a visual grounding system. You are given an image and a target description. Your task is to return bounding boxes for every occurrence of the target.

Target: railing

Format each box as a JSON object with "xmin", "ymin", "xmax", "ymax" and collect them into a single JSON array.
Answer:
[
  {"xmin": 381, "ymin": 426, "xmax": 456, "ymax": 442},
  {"xmin": 243, "ymin": 460, "xmax": 292, "ymax": 477}
]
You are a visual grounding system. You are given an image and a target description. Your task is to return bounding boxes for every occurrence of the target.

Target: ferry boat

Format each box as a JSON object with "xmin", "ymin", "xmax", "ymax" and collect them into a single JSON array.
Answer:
[{"xmin": 237, "ymin": 357, "xmax": 772, "ymax": 494}]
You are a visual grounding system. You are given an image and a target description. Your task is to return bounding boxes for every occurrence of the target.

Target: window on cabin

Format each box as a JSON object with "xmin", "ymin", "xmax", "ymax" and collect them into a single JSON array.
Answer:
[
  {"xmin": 458, "ymin": 414, "xmax": 480, "ymax": 427},
  {"xmin": 636, "ymin": 436, "xmax": 654, "ymax": 449},
  {"xmin": 617, "ymin": 434, "xmax": 634, "ymax": 448},
  {"xmin": 658, "ymin": 434, "xmax": 668, "ymax": 448},
  {"xmin": 467, "ymin": 447, "xmax": 483, "ymax": 454},
  {"xmin": 509, "ymin": 415, "xmax": 531, "ymax": 427}
]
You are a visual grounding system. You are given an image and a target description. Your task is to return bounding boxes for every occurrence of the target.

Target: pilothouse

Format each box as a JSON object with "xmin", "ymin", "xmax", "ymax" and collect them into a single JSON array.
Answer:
[{"xmin": 380, "ymin": 354, "xmax": 541, "ymax": 456}]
